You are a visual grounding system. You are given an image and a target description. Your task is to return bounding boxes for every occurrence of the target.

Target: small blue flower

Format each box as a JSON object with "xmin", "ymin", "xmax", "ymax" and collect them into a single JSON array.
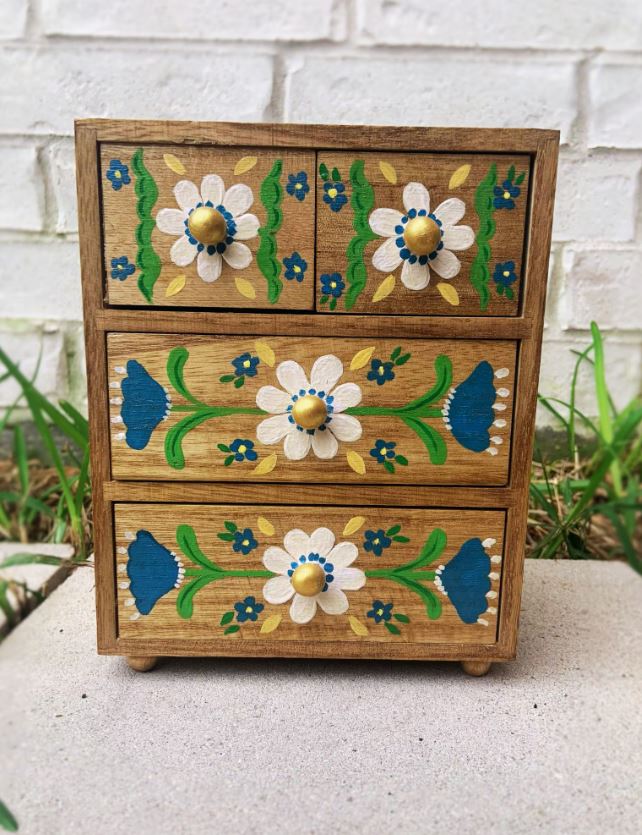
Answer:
[
  {"xmin": 435, "ymin": 538, "xmax": 491, "ymax": 624},
  {"xmin": 110, "ymin": 256, "xmax": 135, "ymax": 281},
  {"xmin": 370, "ymin": 439, "xmax": 396, "ymax": 464},
  {"xmin": 229, "ymin": 439, "xmax": 258, "ymax": 462},
  {"xmin": 234, "ymin": 595, "xmax": 264, "ymax": 623},
  {"xmin": 127, "ymin": 530, "xmax": 181, "ymax": 615},
  {"xmin": 493, "ymin": 261, "xmax": 518, "ymax": 288},
  {"xmin": 363, "ymin": 529, "xmax": 392, "ymax": 557},
  {"xmin": 493, "ymin": 179, "xmax": 521, "ymax": 210},
  {"xmin": 286, "ymin": 171, "xmax": 309, "ymax": 202},
  {"xmin": 320, "ymin": 273, "xmax": 345, "ymax": 298},
  {"xmin": 106, "ymin": 159, "xmax": 131, "ymax": 191},
  {"xmin": 367, "ymin": 600, "xmax": 393, "ymax": 624},
  {"xmin": 444, "ymin": 361, "xmax": 497, "ymax": 453},
  {"xmin": 119, "ymin": 360, "xmax": 171, "ymax": 451},
  {"xmin": 367, "ymin": 359, "xmax": 395, "ymax": 386},
  {"xmin": 232, "ymin": 528, "xmax": 258, "ymax": 556},
  {"xmin": 283, "ymin": 252, "xmax": 308, "ymax": 282},
  {"xmin": 232, "ymin": 353, "xmax": 260, "ymax": 378},
  {"xmin": 323, "ymin": 180, "xmax": 348, "ymax": 213}
]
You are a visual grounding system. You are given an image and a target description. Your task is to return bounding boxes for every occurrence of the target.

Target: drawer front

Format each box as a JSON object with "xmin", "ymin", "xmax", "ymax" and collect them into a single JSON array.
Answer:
[
  {"xmin": 101, "ymin": 145, "xmax": 315, "ymax": 309},
  {"xmin": 315, "ymin": 152, "xmax": 530, "ymax": 316},
  {"xmin": 115, "ymin": 504, "xmax": 505, "ymax": 646},
  {"xmin": 108, "ymin": 334, "xmax": 516, "ymax": 485}
]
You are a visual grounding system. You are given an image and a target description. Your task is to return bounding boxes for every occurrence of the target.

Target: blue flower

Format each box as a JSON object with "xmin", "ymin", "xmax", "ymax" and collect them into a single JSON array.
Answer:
[
  {"xmin": 234, "ymin": 595, "xmax": 264, "ymax": 623},
  {"xmin": 493, "ymin": 179, "xmax": 520, "ymax": 209},
  {"xmin": 232, "ymin": 353, "xmax": 260, "ymax": 378},
  {"xmin": 320, "ymin": 273, "xmax": 344, "ymax": 298},
  {"xmin": 286, "ymin": 171, "xmax": 309, "ymax": 202},
  {"xmin": 232, "ymin": 528, "xmax": 258, "ymax": 555},
  {"xmin": 119, "ymin": 360, "xmax": 171, "ymax": 450},
  {"xmin": 323, "ymin": 180, "xmax": 348, "ymax": 213},
  {"xmin": 493, "ymin": 261, "xmax": 518, "ymax": 288},
  {"xmin": 110, "ymin": 256, "xmax": 135, "ymax": 281},
  {"xmin": 367, "ymin": 359, "xmax": 395, "ymax": 386},
  {"xmin": 229, "ymin": 438, "xmax": 258, "ymax": 462},
  {"xmin": 435, "ymin": 538, "xmax": 491, "ymax": 624},
  {"xmin": 106, "ymin": 159, "xmax": 131, "ymax": 191},
  {"xmin": 443, "ymin": 361, "xmax": 497, "ymax": 453},
  {"xmin": 363, "ymin": 529, "xmax": 392, "ymax": 557},
  {"xmin": 370, "ymin": 439, "xmax": 396, "ymax": 464},
  {"xmin": 283, "ymin": 252, "xmax": 308, "ymax": 282},
  {"xmin": 127, "ymin": 530, "xmax": 181, "ymax": 615},
  {"xmin": 367, "ymin": 600, "xmax": 393, "ymax": 623}
]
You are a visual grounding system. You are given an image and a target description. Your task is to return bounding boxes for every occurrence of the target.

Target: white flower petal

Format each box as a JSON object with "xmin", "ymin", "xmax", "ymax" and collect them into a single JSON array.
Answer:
[
  {"xmin": 170, "ymin": 235, "xmax": 197, "ymax": 267},
  {"xmin": 333, "ymin": 567, "xmax": 366, "ymax": 591},
  {"xmin": 369, "ymin": 207, "xmax": 404, "ymax": 237},
  {"xmin": 200, "ymin": 174, "xmax": 224, "ymax": 206},
  {"xmin": 317, "ymin": 587, "xmax": 348, "ymax": 615},
  {"xmin": 310, "ymin": 354, "xmax": 343, "ymax": 394},
  {"xmin": 256, "ymin": 414, "xmax": 291, "ymax": 444},
  {"xmin": 434, "ymin": 197, "xmax": 466, "ymax": 227},
  {"xmin": 401, "ymin": 259, "xmax": 430, "ymax": 290},
  {"xmin": 277, "ymin": 360, "xmax": 309, "ymax": 395},
  {"xmin": 309, "ymin": 527, "xmax": 335, "ymax": 558},
  {"xmin": 156, "ymin": 208, "xmax": 184, "ymax": 235},
  {"xmin": 328, "ymin": 413, "xmax": 362, "ymax": 442},
  {"xmin": 174, "ymin": 180, "xmax": 200, "ymax": 213},
  {"xmin": 432, "ymin": 248, "xmax": 461, "ymax": 280},
  {"xmin": 290, "ymin": 593, "xmax": 317, "ymax": 624},
  {"xmin": 330, "ymin": 383, "xmax": 362, "ymax": 412},
  {"xmin": 222, "ymin": 241, "xmax": 252, "ymax": 270},
  {"xmin": 284, "ymin": 429, "xmax": 311, "ymax": 460},
  {"xmin": 263, "ymin": 575, "xmax": 294, "ymax": 605},
  {"xmin": 256, "ymin": 386, "xmax": 291, "ymax": 414},
  {"xmin": 328, "ymin": 541, "xmax": 358, "ymax": 568},
  {"xmin": 372, "ymin": 236, "xmax": 402, "ymax": 273},
  {"xmin": 234, "ymin": 213, "xmax": 260, "ymax": 241},
  {"xmin": 284, "ymin": 529, "xmax": 310, "ymax": 560},
  {"xmin": 442, "ymin": 224, "xmax": 475, "ymax": 251},
  {"xmin": 223, "ymin": 183, "xmax": 253, "ymax": 217},
  {"xmin": 403, "ymin": 182, "xmax": 430, "ymax": 213},
  {"xmin": 263, "ymin": 546, "xmax": 292, "ymax": 575},
  {"xmin": 197, "ymin": 249, "xmax": 222, "ymax": 283},
  {"xmin": 311, "ymin": 429, "xmax": 339, "ymax": 459}
]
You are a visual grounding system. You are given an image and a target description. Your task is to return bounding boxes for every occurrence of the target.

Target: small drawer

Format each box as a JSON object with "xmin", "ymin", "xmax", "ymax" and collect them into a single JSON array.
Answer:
[
  {"xmin": 315, "ymin": 151, "xmax": 530, "ymax": 316},
  {"xmin": 115, "ymin": 503, "xmax": 505, "ymax": 648},
  {"xmin": 101, "ymin": 144, "xmax": 315, "ymax": 309},
  {"xmin": 108, "ymin": 333, "xmax": 516, "ymax": 485}
]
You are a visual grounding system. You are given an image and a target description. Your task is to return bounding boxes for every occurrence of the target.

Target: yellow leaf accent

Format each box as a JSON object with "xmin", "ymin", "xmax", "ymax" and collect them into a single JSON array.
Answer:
[
  {"xmin": 346, "ymin": 450, "xmax": 366, "ymax": 475},
  {"xmin": 234, "ymin": 156, "xmax": 258, "ymax": 175},
  {"xmin": 437, "ymin": 282, "xmax": 460, "ymax": 306},
  {"xmin": 260, "ymin": 614, "xmax": 282, "ymax": 634},
  {"xmin": 257, "ymin": 516, "xmax": 275, "ymax": 536},
  {"xmin": 372, "ymin": 274, "xmax": 396, "ymax": 303},
  {"xmin": 349, "ymin": 616, "xmax": 369, "ymax": 637},
  {"xmin": 349, "ymin": 346, "xmax": 375, "ymax": 371},
  {"xmin": 448, "ymin": 164, "xmax": 471, "ymax": 190},
  {"xmin": 343, "ymin": 516, "xmax": 366, "ymax": 536},
  {"xmin": 254, "ymin": 340, "xmax": 275, "ymax": 367},
  {"xmin": 253, "ymin": 453, "xmax": 277, "ymax": 475},
  {"xmin": 379, "ymin": 161, "xmax": 397, "ymax": 184},
  {"xmin": 165, "ymin": 274, "xmax": 186, "ymax": 298},
  {"xmin": 163, "ymin": 153, "xmax": 185, "ymax": 175},
  {"xmin": 235, "ymin": 276, "xmax": 256, "ymax": 299}
]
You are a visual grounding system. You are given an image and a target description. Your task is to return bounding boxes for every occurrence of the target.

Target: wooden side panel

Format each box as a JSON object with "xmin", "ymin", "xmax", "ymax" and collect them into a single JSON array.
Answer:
[
  {"xmin": 107, "ymin": 334, "xmax": 517, "ymax": 485},
  {"xmin": 115, "ymin": 504, "xmax": 505, "ymax": 646}
]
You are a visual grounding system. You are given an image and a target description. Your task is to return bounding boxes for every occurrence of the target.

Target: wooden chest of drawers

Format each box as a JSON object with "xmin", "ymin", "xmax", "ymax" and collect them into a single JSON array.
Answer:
[{"xmin": 76, "ymin": 120, "xmax": 558, "ymax": 675}]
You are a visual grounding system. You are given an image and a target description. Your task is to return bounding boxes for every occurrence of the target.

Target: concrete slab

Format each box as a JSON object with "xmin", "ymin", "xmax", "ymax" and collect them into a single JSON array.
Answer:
[{"xmin": 0, "ymin": 560, "xmax": 640, "ymax": 835}]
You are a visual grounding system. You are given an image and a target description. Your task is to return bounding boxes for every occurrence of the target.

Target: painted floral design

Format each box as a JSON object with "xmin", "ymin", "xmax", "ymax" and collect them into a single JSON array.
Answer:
[
  {"xmin": 218, "ymin": 438, "xmax": 258, "ymax": 465},
  {"xmin": 369, "ymin": 182, "xmax": 474, "ymax": 290},
  {"xmin": 363, "ymin": 529, "xmax": 391, "ymax": 557},
  {"xmin": 493, "ymin": 261, "xmax": 519, "ymax": 299},
  {"xmin": 493, "ymin": 177, "xmax": 521, "ymax": 209},
  {"xmin": 155, "ymin": 175, "xmax": 259, "ymax": 283},
  {"xmin": 320, "ymin": 273, "xmax": 344, "ymax": 299},
  {"xmin": 323, "ymin": 180, "xmax": 348, "ymax": 213},
  {"xmin": 232, "ymin": 528, "xmax": 259, "ymax": 555},
  {"xmin": 110, "ymin": 360, "xmax": 171, "ymax": 450},
  {"xmin": 442, "ymin": 362, "xmax": 510, "ymax": 456},
  {"xmin": 369, "ymin": 440, "xmax": 408, "ymax": 473},
  {"xmin": 367, "ymin": 359, "xmax": 395, "ymax": 386},
  {"xmin": 106, "ymin": 159, "xmax": 130, "ymax": 191},
  {"xmin": 434, "ymin": 537, "xmax": 500, "ymax": 625},
  {"xmin": 262, "ymin": 527, "xmax": 365, "ymax": 624},
  {"xmin": 110, "ymin": 256, "xmax": 135, "ymax": 281},
  {"xmin": 286, "ymin": 171, "xmax": 309, "ymax": 202},
  {"xmin": 283, "ymin": 252, "xmax": 307, "ymax": 282},
  {"xmin": 234, "ymin": 596, "xmax": 264, "ymax": 623},
  {"xmin": 255, "ymin": 354, "xmax": 362, "ymax": 460},
  {"xmin": 232, "ymin": 353, "xmax": 260, "ymax": 379},
  {"xmin": 367, "ymin": 600, "xmax": 393, "ymax": 623},
  {"xmin": 125, "ymin": 530, "xmax": 184, "ymax": 617}
]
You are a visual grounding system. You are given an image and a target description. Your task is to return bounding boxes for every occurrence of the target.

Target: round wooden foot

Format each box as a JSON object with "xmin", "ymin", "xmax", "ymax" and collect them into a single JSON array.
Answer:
[
  {"xmin": 461, "ymin": 660, "xmax": 492, "ymax": 677},
  {"xmin": 126, "ymin": 655, "xmax": 158, "ymax": 672}
]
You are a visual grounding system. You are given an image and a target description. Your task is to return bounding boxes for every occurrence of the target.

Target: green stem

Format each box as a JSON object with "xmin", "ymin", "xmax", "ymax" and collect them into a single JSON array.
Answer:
[
  {"xmin": 346, "ymin": 406, "xmax": 442, "ymax": 418},
  {"xmin": 170, "ymin": 404, "xmax": 265, "ymax": 415},
  {"xmin": 365, "ymin": 569, "xmax": 436, "ymax": 581},
  {"xmin": 185, "ymin": 568, "xmax": 274, "ymax": 579}
]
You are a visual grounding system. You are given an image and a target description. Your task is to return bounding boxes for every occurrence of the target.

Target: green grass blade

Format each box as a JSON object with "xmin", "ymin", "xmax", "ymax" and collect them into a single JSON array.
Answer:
[{"xmin": 591, "ymin": 322, "xmax": 623, "ymax": 496}]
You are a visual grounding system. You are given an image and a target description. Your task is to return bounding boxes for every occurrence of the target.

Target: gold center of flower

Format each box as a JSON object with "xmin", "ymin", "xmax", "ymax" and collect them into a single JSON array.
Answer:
[
  {"xmin": 187, "ymin": 206, "xmax": 227, "ymax": 245},
  {"xmin": 403, "ymin": 215, "xmax": 441, "ymax": 256},
  {"xmin": 291, "ymin": 394, "xmax": 327, "ymax": 430},
  {"xmin": 291, "ymin": 563, "xmax": 326, "ymax": 597}
]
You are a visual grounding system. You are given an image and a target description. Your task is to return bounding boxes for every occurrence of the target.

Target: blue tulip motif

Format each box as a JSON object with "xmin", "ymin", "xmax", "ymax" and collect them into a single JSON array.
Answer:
[
  {"xmin": 434, "ymin": 537, "xmax": 499, "ymax": 624},
  {"xmin": 113, "ymin": 360, "xmax": 171, "ymax": 450},
  {"xmin": 442, "ymin": 361, "xmax": 510, "ymax": 455},
  {"xmin": 127, "ymin": 530, "xmax": 184, "ymax": 616}
]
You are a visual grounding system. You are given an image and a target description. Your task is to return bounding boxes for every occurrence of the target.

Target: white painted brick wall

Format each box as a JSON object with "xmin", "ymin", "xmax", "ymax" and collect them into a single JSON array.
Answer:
[{"xmin": 0, "ymin": 0, "xmax": 640, "ymax": 426}]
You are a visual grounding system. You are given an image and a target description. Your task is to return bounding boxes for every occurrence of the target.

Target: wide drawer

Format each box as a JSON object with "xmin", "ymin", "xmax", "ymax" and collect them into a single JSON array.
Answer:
[
  {"xmin": 108, "ymin": 334, "xmax": 516, "ymax": 485},
  {"xmin": 115, "ymin": 503, "xmax": 505, "ymax": 646}
]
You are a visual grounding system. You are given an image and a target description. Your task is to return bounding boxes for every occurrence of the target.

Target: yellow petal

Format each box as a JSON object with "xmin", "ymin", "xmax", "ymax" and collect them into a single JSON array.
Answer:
[
  {"xmin": 343, "ymin": 516, "xmax": 366, "ymax": 536},
  {"xmin": 260, "ymin": 614, "xmax": 282, "ymax": 634},
  {"xmin": 234, "ymin": 156, "xmax": 258, "ymax": 175},
  {"xmin": 349, "ymin": 346, "xmax": 375, "ymax": 371},
  {"xmin": 379, "ymin": 161, "xmax": 397, "ymax": 184},
  {"xmin": 372, "ymin": 274, "xmax": 396, "ymax": 303},
  {"xmin": 437, "ymin": 282, "xmax": 460, "ymax": 306},
  {"xmin": 349, "ymin": 616, "xmax": 369, "ymax": 637},
  {"xmin": 346, "ymin": 450, "xmax": 366, "ymax": 475},
  {"xmin": 235, "ymin": 276, "xmax": 256, "ymax": 299},
  {"xmin": 257, "ymin": 516, "xmax": 275, "ymax": 536},
  {"xmin": 254, "ymin": 340, "xmax": 275, "ymax": 367},
  {"xmin": 163, "ymin": 153, "xmax": 185, "ymax": 175},
  {"xmin": 253, "ymin": 453, "xmax": 277, "ymax": 475},
  {"xmin": 448, "ymin": 164, "xmax": 471, "ymax": 190},
  {"xmin": 165, "ymin": 274, "xmax": 186, "ymax": 298}
]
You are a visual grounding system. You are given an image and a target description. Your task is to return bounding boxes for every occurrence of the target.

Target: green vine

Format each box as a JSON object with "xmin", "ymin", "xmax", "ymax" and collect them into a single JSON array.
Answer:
[
  {"xmin": 469, "ymin": 163, "xmax": 497, "ymax": 311},
  {"xmin": 256, "ymin": 159, "xmax": 284, "ymax": 304},
  {"xmin": 344, "ymin": 160, "xmax": 378, "ymax": 310},
  {"xmin": 131, "ymin": 148, "xmax": 161, "ymax": 304}
]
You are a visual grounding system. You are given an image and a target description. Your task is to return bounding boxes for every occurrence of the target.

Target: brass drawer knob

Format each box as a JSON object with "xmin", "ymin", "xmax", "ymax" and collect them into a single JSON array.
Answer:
[{"xmin": 187, "ymin": 206, "xmax": 227, "ymax": 245}]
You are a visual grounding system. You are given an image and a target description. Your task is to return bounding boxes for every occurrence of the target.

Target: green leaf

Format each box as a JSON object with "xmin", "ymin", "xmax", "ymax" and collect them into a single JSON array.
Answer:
[
  {"xmin": 390, "ymin": 346, "xmax": 402, "ymax": 361},
  {"xmin": 319, "ymin": 162, "xmax": 329, "ymax": 181},
  {"xmin": 383, "ymin": 460, "xmax": 395, "ymax": 474},
  {"xmin": 515, "ymin": 171, "xmax": 525, "ymax": 185},
  {"xmin": 13, "ymin": 425, "xmax": 29, "ymax": 496},
  {"xmin": 224, "ymin": 624, "xmax": 241, "ymax": 635},
  {"xmin": 233, "ymin": 376, "xmax": 245, "ymax": 388},
  {"xmin": 0, "ymin": 799, "xmax": 18, "ymax": 833},
  {"xmin": 505, "ymin": 287, "xmax": 514, "ymax": 300},
  {"xmin": 256, "ymin": 159, "xmax": 284, "ymax": 304},
  {"xmin": 395, "ymin": 455, "xmax": 408, "ymax": 466},
  {"xmin": 176, "ymin": 524, "xmax": 221, "ymax": 571},
  {"xmin": 166, "ymin": 347, "xmax": 199, "ymax": 405},
  {"xmin": 223, "ymin": 456, "xmax": 235, "ymax": 466},
  {"xmin": 402, "ymin": 417, "xmax": 447, "ymax": 465},
  {"xmin": 132, "ymin": 148, "xmax": 161, "ymax": 303},
  {"xmin": 331, "ymin": 166, "xmax": 340, "ymax": 181},
  {"xmin": 217, "ymin": 533, "xmax": 235, "ymax": 542},
  {"xmin": 395, "ymin": 353, "xmax": 411, "ymax": 366},
  {"xmin": 220, "ymin": 610, "xmax": 235, "ymax": 626},
  {"xmin": 345, "ymin": 159, "xmax": 378, "ymax": 310},
  {"xmin": 0, "ymin": 553, "xmax": 68, "ymax": 569},
  {"xmin": 165, "ymin": 410, "xmax": 218, "ymax": 470},
  {"xmin": 396, "ymin": 528, "xmax": 447, "ymax": 572},
  {"xmin": 392, "ymin": 535, "xmax": 410, "ymax": 543},
  {"xmin": 224, "ymin": 521, "xmax": 238, "ymax": 533},
  {"xmin": 329, "ymin": 298, "xmax": 337, "ymax": 311},
  {"xmin": 385, "ymin": 621, "xmax": 400, "ymax": 635},
  {"xmin": 176, "ymin": 573, "xmax": 216, "ymax": 619},
  {"xmin": 219, "ymin": 374, "xmax": 236, "ymax": 383},
  {"xmin": 394, "ymin": 613, "xmax": 410, "ymax": 623},
  {"xmin": 507, "ymin": 164, "xmax": 515, "ymax": 182},
  {"xmin": 399, "ymin": 355, "xmax": 452, "ymax": 413},
  {"xmin": 217, "ymin": 443, "xmax": 230, "ymax": 452},
  {"xmin": 469, "ymin": 163, "xmax": 497, "ymax": 310},
  {"xmin": 386, "ymin": 524, "xmax": 402, "ymax": 536},
  {"xmin": 320, "ymin": 295, "xmax": 329, "ymax": 305}
]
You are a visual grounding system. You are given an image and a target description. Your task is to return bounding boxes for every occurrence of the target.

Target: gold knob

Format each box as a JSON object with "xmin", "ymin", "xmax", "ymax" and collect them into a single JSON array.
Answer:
[
  {"xmin": 291, "ymin": 394, "xmax": 327, "ymax": 430},
  {"xmin": 291, "ymin": 563, "xmax": 326, "ymax": 596},
  {"xmin": 403, "ymin": 215, "xmax": 441, "ymax": 256},
  {"xmin": 187, "ymin": 206, "xmax": 227, "ymax": 245}
]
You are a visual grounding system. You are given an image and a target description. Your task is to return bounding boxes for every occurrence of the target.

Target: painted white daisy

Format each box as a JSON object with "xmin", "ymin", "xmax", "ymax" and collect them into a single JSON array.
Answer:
[
  {"xmin": 262, "ymin": 527, "xmax": 366, "ymax": 624},
  {"xmin": 369, "ymin": 182, "xmax": 475, "ymax": 291},
  {"xmin": 155, "ymin": 175, "xmax": 259, "ymax": 283},
  {"xmin": 255, "ymin": 354, "xmax": 362, "ymax": 460}
]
